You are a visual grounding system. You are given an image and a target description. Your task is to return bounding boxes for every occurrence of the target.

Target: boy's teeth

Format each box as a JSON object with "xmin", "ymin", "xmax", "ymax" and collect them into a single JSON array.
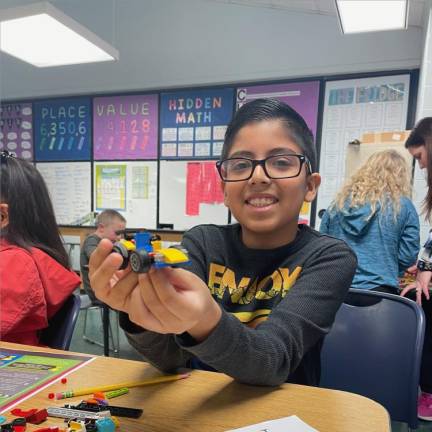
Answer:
[{"xmin": 248, "ymin": 197, "xmax": 276, "ymax": 207}]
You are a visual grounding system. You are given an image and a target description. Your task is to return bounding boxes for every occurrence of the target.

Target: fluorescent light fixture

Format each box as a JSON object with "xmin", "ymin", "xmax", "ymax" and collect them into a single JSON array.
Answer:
[
  {"xmin": 0, "ymin": 1, "xmax": 119, "ymax": 67},
  {"xmin": 336, "ymin": 0, "xmax": 408, "ymax": 34}
]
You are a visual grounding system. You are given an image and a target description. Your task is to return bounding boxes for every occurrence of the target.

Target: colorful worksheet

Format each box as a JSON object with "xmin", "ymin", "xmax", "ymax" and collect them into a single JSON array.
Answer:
[{"xmin": 0, "ymin": 348, "xmax": 93, "ymax": 413}]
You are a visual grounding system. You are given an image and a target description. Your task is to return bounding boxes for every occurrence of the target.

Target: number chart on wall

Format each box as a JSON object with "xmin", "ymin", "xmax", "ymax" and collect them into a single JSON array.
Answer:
[
  {"xmin": 316, "ymin": 74, "xmax": 410, "ymax": 227},
  {"xmin": 159, "ymin": 160, "xmax": 229, "ymax": 231},
  {"xmin": 93, "ymin": 94, "xmax": 158, "ymax": 160},
  {"xmin": 34, "ymin": 97, "xmax": 91, "ymax": 161},
  {"xmin": 94, "ymin": 161, "xmax": 157, "ymax": 229},
  {"xmin": 37, "ymin": 162, "xmax": 92, "ymax": 225},
  {"xmin": 0, "ymin": 102, "xmax": 33, "ymax": 160},
  {"xmin": 160, "ymin": 88, "xmax": 234, "ymax": 159}
]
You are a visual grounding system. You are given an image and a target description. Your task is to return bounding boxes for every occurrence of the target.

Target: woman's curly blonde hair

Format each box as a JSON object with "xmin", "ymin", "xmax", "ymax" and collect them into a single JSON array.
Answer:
[{"xmin": 333, "ymin": 149, "xmax": 412, "ymax": 219}]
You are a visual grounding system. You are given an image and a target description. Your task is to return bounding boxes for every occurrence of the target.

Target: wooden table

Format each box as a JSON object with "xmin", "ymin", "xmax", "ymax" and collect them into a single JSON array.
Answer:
[{"xmin": 0, "ymin": 342, "xmax": 390, "ymax": 432}]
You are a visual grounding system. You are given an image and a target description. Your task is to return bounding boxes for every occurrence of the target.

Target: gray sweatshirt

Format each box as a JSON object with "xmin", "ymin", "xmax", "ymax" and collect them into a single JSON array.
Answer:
[{"xmin": 120, "ymin": 224, "xmax": 356, "ymax": 386}]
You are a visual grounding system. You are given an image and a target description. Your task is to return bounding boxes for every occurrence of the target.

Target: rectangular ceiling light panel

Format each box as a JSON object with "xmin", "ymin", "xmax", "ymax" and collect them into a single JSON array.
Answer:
[
  {"xmin": 336, "ymin": 0, "xmax": 408, "ymax": 34},
  {"xmin": 0, "ymin": 1, "xmax": 119, "ymax": 67}
]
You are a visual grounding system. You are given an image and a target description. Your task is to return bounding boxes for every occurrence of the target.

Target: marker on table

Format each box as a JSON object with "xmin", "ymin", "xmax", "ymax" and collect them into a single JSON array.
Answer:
[{"xmin": 55, "ymin": 373, "xmax": 190, "ymax": 400}]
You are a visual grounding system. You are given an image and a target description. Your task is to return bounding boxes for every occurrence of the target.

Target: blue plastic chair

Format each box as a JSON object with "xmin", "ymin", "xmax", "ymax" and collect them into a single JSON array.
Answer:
[
  {"xmin": 320, "ymin": 289, "xmax": 425, "ymax": 430},
  {"xmin": 40, "ymin": 293, "xmax": 81, "ymax": 350}
]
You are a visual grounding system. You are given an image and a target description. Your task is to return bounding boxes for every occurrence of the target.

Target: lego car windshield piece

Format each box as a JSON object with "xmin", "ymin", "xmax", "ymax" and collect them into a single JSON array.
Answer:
[{"xmin": 112, "ymin": 231, "xmax": 190, "ymax": 273}]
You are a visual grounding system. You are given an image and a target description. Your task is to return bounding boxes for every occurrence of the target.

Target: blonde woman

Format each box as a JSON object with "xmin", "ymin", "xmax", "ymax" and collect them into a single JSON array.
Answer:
[{"xmin": 320, "ymin": 149, "xmax": 419, "ymax": 293}]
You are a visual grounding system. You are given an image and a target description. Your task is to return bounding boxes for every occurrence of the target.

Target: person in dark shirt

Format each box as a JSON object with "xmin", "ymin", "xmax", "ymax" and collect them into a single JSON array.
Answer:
[
  {"xmin": 80, "ymin": 209, "xmax": 125, "ymax": 303},
  {"xmin": 89, "ymin": 99, "xmax": 356, "ymax": 386}
]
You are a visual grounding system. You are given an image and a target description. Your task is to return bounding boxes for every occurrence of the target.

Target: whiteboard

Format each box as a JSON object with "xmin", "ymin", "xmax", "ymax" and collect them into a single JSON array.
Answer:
[
  {"xmin": 37, "ymin": 162, "xmax": 92, "ymax": 225},
  {"xmin": 94, "ymin": 161, "xmax": 157, "ymax": 229},
  {"xmin": 159, "ymin": 160, "xmax": 229, "ymax": 230},
  {"xmin": 316, "ymin": 74, "xmax": 410, "ymax": 229}
]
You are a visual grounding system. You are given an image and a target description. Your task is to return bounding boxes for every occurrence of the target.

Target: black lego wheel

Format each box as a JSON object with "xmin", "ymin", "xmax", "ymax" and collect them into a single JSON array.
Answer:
[
  {"xmin": 130, "ymin": 249, "xmax": 153, "ymax": 273},
  {"xmin": 112, "ymin": 242, "xmax": 130, "ymax": 270}
]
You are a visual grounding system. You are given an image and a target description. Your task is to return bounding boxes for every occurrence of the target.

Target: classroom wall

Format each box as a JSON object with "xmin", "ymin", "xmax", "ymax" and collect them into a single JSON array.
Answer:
[{"xmin": 0, "ymin": 0, "xmax": 423, "ymax": 100}]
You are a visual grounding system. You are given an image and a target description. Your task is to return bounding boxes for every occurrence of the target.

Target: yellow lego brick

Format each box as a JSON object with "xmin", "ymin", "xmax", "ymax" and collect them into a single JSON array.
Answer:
[{"xmin": 160, "ymin": 248, "xmax": 188, "ymax": 264}]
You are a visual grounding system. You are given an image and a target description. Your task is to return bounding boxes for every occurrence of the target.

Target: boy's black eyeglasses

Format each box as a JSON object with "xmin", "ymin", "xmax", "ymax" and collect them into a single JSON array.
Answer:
[{"xmin": 216, "ymin": 154, "xmax": 311, "ymax": 182}]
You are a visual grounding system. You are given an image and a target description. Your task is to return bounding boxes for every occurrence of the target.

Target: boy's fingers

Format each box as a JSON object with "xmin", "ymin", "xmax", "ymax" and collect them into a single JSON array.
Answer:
[
  {"xmin": 90, "ymin": 251, "xmax": 124, "ymax": 295},
  {"xmin": 89, "ymin": 238, "xmax": 115, "ymax": 269}
]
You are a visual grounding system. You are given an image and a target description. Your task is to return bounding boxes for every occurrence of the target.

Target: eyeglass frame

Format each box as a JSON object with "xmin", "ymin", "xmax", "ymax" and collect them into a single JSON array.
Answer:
[{"xmin": 216, "ymin": 153, "xmax": 312, "ymax": 182}]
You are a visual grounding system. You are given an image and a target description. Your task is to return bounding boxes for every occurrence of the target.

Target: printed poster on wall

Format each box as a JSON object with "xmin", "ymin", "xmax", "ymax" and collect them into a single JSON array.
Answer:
[
  {"xmin": 95, "ymin": 164, "xmax": 127, "ymax": 210},
  {"xmin": 34, "ymin": 97, "xmax": 91, "ymax": 161},
  {"xmin": 93, "ymin": 94, "xmax": 158, "ymax": 160},
  {"xmin": 160, "ymin": 87, "xmax": 234, "ymax": 159},
  {"xmin": 316, "ymin": 74, "xmax": 410, "ymax": 228},
  {"xmin": 0, "ymin": 102, "xmax": 33, "ymax": 160},
  {"xmin": 236, "ymin": 81, "xmax": 320, "ymax": 139},
  {"xmin": 36, "ymin": 162, "xmax": 91, "ymax": 225}
]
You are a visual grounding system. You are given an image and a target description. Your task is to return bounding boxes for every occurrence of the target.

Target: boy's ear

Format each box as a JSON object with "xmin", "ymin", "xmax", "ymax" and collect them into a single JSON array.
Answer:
[
  {"xmin": 0, "ymin": 203, "xmax": 9, "ymax": 229},
  {"xmin": 304, "ymin": 173, "xmax": 321, "ymax": 203},
  {"xmin": 220, "ymin": 181, "xmax": 229, "ymax": 207}
]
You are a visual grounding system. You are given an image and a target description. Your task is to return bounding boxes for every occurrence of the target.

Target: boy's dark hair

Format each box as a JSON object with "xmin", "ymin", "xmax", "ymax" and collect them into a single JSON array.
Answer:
[
  {"xmin": 96, "ymin": 209, "xmax": 126, "ymax": 226},
  {"xmin": 405, "ymin": 117, "xmax": 432, "ymax": 221},
  {"xmin": 0, "ymin": 153, "xmax": 70, "ymax": 268},
  {"xmin": 222, "ymin": 98, "xmax": 317, "ymax": 172}
]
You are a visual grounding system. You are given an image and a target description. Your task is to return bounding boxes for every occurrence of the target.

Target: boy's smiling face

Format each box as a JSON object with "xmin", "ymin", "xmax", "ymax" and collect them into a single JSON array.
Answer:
[{"xmin": 222, "ymin": 119, "xmax": 321, "ymax": 249}]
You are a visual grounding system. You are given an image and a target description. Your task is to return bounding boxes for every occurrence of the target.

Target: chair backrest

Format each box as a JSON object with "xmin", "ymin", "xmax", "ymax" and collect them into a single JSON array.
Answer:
[
  {"xmin": 320, "ymin": 289, "xmax": 425, "ymax": 429},
  {"xmin": 40, "ymin": 293, "xmax": 81, "ymax": 350}
]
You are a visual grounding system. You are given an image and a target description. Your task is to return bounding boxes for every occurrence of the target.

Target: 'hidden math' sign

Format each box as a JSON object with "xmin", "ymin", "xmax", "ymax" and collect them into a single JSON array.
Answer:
[
  {"xmin": 93, "ymin": 94, "xmax": 158, "ymax": 160},
  {"xmin": 34, "ymin": 97, "xmax": 91, "ymax": 161},
  {"xmin": 160, "ymin": 87, "xmax": 234, "ymax": 159}
]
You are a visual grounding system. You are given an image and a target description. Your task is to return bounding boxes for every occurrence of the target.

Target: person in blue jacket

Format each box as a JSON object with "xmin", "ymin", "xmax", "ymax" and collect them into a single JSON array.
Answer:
[{"xmin": 320, "ymin": 149, "xmax": 419, "ymax": 294}]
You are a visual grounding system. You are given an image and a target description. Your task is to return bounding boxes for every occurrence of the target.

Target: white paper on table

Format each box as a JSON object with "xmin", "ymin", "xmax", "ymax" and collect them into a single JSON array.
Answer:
[{"xmin": 225, "ymin": 415, "xmax": 318, "ymax": 432}]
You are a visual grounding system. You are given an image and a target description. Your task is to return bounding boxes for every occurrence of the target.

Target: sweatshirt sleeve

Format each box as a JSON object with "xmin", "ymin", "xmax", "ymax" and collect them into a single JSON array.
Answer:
[
  {"xmin": 119, "ymin": 227, "xmax": 206, "ymax": 371},
  {"xmin": 398, "ymin": 199, "xmax": 420, "ymax": 273},
  {"xmin": 176, "ymin": 240, "xmax": 357, "ymax": 386}
]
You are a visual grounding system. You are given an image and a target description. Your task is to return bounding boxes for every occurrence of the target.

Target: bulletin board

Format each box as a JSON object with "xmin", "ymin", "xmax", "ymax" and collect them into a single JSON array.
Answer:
[
  {"xmin": 159, "ymin": 160, "xmax": 229, "ymax": 230},
  {"xmin": 0, "ymin": 102, "xmax": 33, "ymax": 160},
  {"xmin": 236, "ymin": 81, "xmax": 320, "ymax": 138},
  {"xmin": 36, "ymin": 162, "xmax": 92, "ymax": 225},
  {"xmin": 93, "ymin": 94, "xmax": 158, "ymax": 160},
  {"xmin": 316, "ymin": 74, "xmax": 411, "ymax": 228},
  {"xmin": 34, "ymin": 97, "xmax": 92, "ymax": 161},
  {"xmin": 94, "ymin": 161, "xmax": 157, "ymax": 229},
  {"xmin": 160, "ymin": 87, "xmax": 234, "ymax": 159}
]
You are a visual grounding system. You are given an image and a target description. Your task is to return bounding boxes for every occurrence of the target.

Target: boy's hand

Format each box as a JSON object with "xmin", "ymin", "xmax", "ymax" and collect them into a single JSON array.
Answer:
[
  {"xmin": 89, "ymin": 238, "xmax": 139, "ymax": 313},
  {"xmin": 132, "ymin": 267, "xmax": 222, "ymax": 340},
  {"xmin": 89, "ymin": 238, "xmax": 222, "ymax": 341}
]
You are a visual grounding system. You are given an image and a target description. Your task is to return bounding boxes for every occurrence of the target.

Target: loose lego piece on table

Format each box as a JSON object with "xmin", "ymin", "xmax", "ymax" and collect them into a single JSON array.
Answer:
[
  {"xmin": 0, "ymin": 417, "xmax": 5, "ymax": 425},
  {"xmin": 104, "ymin": 388, "xmax": 128, "ymax": 399},
  {"xmin": 26, "ymin": 409, "xmax": 48, "ymax": 425},
  {"xmin": 10, "ymin": 409, "xmax": 37, "ymax": 419},
  {"xmin": 95, "ymin": 418, "xmax": 115, "ymax": 432},
  {"xmin": 47, "ymin": 407, "xmax": 110, "ymax": 421},
  {"xmin": 66, "ymin": 401, "xmax": 142, "ymax": 419},
  {"xmin": 61, "ymin": 378, "xmax": 67, "ymax": 384}
]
